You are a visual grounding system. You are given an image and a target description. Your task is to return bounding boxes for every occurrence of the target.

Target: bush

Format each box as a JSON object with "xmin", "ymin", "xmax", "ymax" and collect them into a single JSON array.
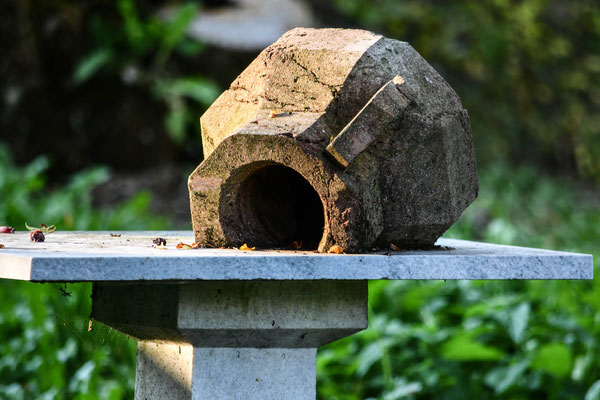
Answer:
[{"xmin": 0, "ymin": 143, "xmax": 170, "ymax": 231}]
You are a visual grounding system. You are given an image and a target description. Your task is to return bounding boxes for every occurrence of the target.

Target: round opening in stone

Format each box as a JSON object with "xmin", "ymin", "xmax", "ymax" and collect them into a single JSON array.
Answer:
[{"xmin": 237, "ymin": 165, "xmax": 325, "ymax": 250}]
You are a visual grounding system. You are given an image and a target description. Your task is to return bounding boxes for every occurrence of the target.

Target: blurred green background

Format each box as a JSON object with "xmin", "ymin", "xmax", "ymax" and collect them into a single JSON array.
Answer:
[{"xmin": 0, "ymin": 0, "xmax": 599, "ymax": 399}]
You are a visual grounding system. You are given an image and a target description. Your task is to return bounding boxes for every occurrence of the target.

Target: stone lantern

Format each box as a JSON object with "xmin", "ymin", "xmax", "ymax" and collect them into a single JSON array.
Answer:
[{"xmin": 188, "ymin": 28, "xmax": 478, "ymax": 252}]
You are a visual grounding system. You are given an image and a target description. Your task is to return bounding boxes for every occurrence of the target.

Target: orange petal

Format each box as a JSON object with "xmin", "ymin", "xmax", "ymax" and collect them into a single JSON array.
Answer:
[
  {"xmin": 289, "ymin": 241, "xmax": 303, "ymax": 250},
  {"xmin": 327, "ymin": 244, "xmax": 344, "ymax": 254},
  {"xmin": 240, "ymin": 243, "xmax": 256, "ymax": 251},
  {"xmin": 390, "ymin": 243, "xmax": 401, "ymax": 251}
]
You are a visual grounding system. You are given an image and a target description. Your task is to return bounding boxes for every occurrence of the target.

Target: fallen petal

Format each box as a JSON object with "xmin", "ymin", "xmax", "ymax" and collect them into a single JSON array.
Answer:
[{"xmin": 327, "ymin": 244, "xmax": 344, "ymax": 254}]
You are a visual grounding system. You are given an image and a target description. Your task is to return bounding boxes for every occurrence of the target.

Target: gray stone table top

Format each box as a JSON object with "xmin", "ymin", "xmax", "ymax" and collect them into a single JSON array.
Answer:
[{"xmin": 0, "ymin": 231, "xmax": 592, "ymax": 282}]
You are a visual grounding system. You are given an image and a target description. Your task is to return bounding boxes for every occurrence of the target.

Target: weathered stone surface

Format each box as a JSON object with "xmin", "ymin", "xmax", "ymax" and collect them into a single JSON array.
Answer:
[
  {"xmin": 91, "ymin": 280, "xmax": 367, "ymax": 348},
  {"xmin": 204, "ymin": 28, "xmax": 476, "ymax": 252},
  {"xmin": 189, "ymin": 28, "xmax": 478, "ymax": 252}
]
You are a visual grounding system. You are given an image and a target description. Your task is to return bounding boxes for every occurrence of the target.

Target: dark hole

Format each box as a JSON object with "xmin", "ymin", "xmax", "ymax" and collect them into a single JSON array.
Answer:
[{"xmin": 237, "ymin": 165, "xmax": 324, "ymax": 250}]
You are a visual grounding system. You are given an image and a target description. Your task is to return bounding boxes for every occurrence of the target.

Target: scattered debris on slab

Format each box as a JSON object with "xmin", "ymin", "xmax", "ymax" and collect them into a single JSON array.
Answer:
[
  {"xmin": 390, "ymin": 243, "xmax": 405, "ymax": 252},
  {"xmin": 0, "ymin": 226, "xmax": 15, "ymax": 233},
  {"xmin": 328, "ymin": 245, "xmax": 344, "ymax": 254},
  {"xmin": 176, "ymin": 242, "xmax": 199, "ymax": 249},
  {"xmin": 240, "ymin": 243, "xmax": 256, "ymax": 251},
  {"xmin": 26, "ymin": 223, "xmax": 56, "ymax": 233},
  {"xmin": 153, "ymin": 237, "xmax": 167, "ymax": 246},
  {"xmin": 29, "ymin": 229, "xmax": 45, "ymax": 242}
]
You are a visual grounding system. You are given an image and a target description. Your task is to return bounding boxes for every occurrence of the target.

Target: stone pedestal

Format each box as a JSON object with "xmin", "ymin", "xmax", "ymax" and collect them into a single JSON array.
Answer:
[
  {"xmin": 91, "ymin": 280, "xmax": 368, "ymax": 399},
  {"xmin": 0, "ymin": 232, "xmax": 592, "ymax": 398}
]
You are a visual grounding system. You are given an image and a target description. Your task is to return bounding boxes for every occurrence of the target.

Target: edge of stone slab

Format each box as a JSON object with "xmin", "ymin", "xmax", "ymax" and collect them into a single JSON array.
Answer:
[
  {"xmin": 0, "ymin": 233, "xmax": 593, "ymax": 282},
  {"xmin": 23, "ymin": 253, "xmax": 593, "ymax": 282},
  {"xmin": 0, "ymin": 253, "xmax": 32, "ymax": 281}
]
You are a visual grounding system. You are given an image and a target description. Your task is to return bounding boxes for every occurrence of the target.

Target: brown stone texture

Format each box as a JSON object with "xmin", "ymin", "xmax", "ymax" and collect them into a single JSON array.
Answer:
[{"xmin": 188, "ymin": 28, "xmax": 478, "ymax": 253}]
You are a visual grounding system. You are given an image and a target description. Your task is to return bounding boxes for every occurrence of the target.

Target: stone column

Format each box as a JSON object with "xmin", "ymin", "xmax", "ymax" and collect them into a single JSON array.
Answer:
[{"xmin": 91, "ymin": 280, "xmax": 368, "ymax": 399}]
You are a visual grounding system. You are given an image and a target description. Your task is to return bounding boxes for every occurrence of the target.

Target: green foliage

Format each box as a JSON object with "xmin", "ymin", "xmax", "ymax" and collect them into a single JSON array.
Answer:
[
  {"xmin": 72, "ymin": 0, "xmax": 219, "ymax": 145},
  {"xmin": 0, "ymin": 144, "xmax": 174, "ymax": 399},
  {"xmin": 0, "ymin": 144, "xmax": 170, "ymax": 231},
  {"xmin": 317, "ymin": 165, "xmax": 600, "ymax": 399},
  {"xmin": 154, "ymin": 76, "xmax": 220, "ymax": 144},
  {"xmin": 0, "ymin": 281, "xmax": 136, "ymax": 400},
  {"xmin": 334, "ymin": 0, "xmax": 600, "ymax": 181}
]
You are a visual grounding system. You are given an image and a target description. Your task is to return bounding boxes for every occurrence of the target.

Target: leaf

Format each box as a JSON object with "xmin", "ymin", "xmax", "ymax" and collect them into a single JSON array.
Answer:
[
  {"xmin": 163, "ymin": 96, "xmax": 187, "ymax": 144},
  {"xmin": 73, "ymin": 49, "xmax": 112, "ymax": 84},
  {"xmin": 485, "ymin": 359, "xmax": 529, "ymax": 394},
  {"xmin": 25, "ymin": 223, "xmax": 56, "ymax": 233},
  {"xmin": 531, "ymin": 343, "xmax": 572, "ymax": 378},
  {"xmin": 152, "ymin": 3, "xmax": 199, "ymax": 72},
  {"xmin": 155, "ymin": 77, "xmax": 220, "ymax": 105},
  {"xmin": 117, "ymin": 0, "xmax": 145, "ymax": 47},
  {"xmin": 328, "ymin": 245, "xmax": 344, "ymax": 254},
  {"xmin": 162, "ymin": 3, "xmax": 198, "ymax": 52},
  {"xmin": 585, "ymin": 380, "xmax": 600, "ymax": 400},
  {"xmin": 441, "ymin": 333, "xmax": 504, "ymax": 361},
  {"xmin": 383, "ymin": 379, "xmax": 423, "ymax": 399},
  {"xmin": 40, "ymin": 224, "xmax": 56, "ymax": 233},
  {"xmin": 507, "ymin": 302, "xmax": 530, "ymax": 344},
  {"xmin": 240, "ymin": 243, "xmax": 255, "ymax": 251},
  {"xmin": 356, "ymin": 342, "xmax": 383, "ymax": 377},
  {"xmin": 176, "ymin": 242, "xmax": 194, "ymax": 249}
]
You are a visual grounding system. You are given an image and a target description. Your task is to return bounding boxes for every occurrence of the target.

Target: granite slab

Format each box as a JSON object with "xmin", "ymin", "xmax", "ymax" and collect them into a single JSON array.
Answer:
[{"xmin": 0, "ymin": 231, "xmax": 592, "ymax": 282}]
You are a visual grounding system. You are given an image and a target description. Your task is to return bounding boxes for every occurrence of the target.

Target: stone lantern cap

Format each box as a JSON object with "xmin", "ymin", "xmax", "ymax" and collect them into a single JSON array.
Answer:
[{"xmin": 188, "ymin": 28, "xmax": 478, "ymax": 253}]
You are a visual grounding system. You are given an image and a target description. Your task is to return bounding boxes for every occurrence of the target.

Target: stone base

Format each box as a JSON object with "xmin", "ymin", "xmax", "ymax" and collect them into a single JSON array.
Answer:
[
  {"xmin": 92, "ymin": 280, "xmax": 368, "ymax": 399},
  {"xmin": 135, "ymin": 342, "xmax": 193, "ymax": 400},
  {"xmin": 135, "ymin": 343, "xmax": 316, "ymax": 400}
]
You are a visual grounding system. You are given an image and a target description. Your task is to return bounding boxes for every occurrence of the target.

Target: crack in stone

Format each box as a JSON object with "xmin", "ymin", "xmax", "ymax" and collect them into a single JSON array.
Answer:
[
  {"xmin": 258, "ymin": 93, "xmax": 296, "ymax": 108},
  {"xmin": 285, "ymin": 51, "xmax": 340, "ymax": 98}
]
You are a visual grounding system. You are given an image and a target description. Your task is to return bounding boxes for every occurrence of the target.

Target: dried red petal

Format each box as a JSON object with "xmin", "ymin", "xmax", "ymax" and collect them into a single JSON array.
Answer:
[
  {"xmin": 289, "ymin": 241, "xmax": 302, "ymax": 250},
  {"xmin": 153, "ymin": 238, "xmax": 167, "ymax": 246},
  {"xmin": 0, "ymin": 226, "xmax": 15, "ymax": 234},
  {"xmin": 30, "ymin": 229, "xmax": 45, "ymax": 242},
  {"xmin": 327, "ymin": 245, "xmax": 344, "ymax": 254}
]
